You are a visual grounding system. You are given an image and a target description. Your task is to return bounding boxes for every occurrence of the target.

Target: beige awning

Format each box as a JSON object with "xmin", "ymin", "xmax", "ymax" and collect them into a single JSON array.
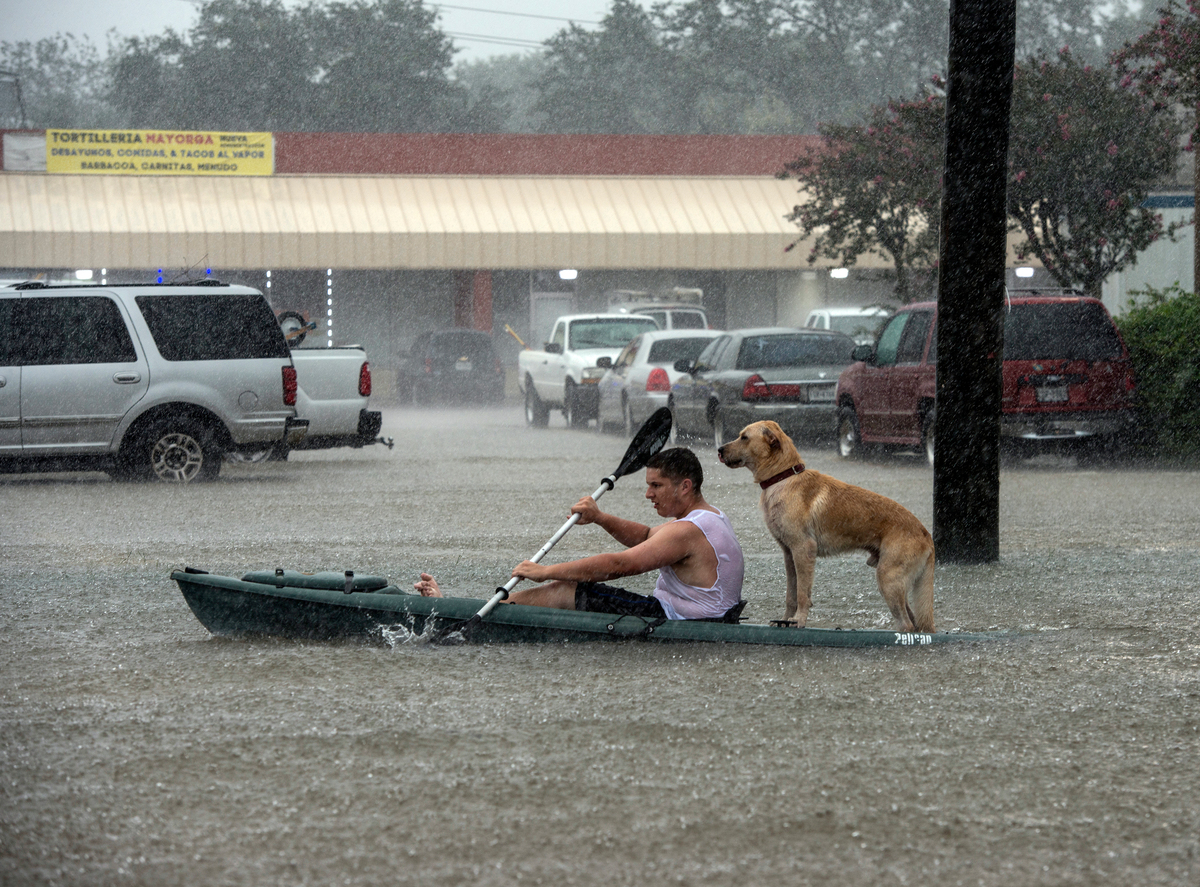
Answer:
[{"xmin": 0, "ymin": 172, "xmax": 892, "ymax": 272}]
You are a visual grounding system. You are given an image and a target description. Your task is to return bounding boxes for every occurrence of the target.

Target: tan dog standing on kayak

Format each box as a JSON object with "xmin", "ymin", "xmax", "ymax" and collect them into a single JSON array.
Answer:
[{"xmin": 717, "ymin": 420, "xmax": 935, "ymax": 632}]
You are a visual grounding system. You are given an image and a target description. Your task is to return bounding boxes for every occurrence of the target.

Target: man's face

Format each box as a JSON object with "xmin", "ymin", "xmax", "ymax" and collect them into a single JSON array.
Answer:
[{"xmin": 644, "ymin": 467, "xmax": 689, "ymax": 517}]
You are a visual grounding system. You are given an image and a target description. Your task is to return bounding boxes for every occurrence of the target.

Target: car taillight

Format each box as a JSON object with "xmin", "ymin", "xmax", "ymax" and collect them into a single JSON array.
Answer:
[
  {"xmin": 741, "ymin": 374, "xmax": 801, "ymax": 400},
  {"xmin": 423, "ymin": 357, "xmax": 433, "ymax": 374},
  {"xmin": 495, "ymin": 355, "xmax": 505, "ymax": 376},
  {"xmin": 646, "ymin": 367, "xmax": 671, "ymax": 392},
  {"xmin": 282, "ymin": 365, "xmax": 298, "ymax": 406},
  {"xmin": 359, "ymin": 361, "xmax": 372, "ymax": 397}
]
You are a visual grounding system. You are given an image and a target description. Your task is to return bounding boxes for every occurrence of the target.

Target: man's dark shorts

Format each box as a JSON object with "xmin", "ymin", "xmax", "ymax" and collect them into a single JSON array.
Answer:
[{"xmin": 574, "ymin": 581, "xmax": 667, "ymax": 618}]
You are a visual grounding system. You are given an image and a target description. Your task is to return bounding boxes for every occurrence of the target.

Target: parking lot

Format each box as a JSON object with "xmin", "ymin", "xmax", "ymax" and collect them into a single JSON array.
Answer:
[{"xmin": 3, "ymin": 403, "xmax": 1199, "ymax": 885}]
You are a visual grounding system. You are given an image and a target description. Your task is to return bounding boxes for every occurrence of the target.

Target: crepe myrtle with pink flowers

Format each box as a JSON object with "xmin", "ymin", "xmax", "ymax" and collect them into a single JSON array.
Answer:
[
  {"xmin": 1115, "ymin": 0, "xmax": 1200, "ymax": 289},
  {"xmin": 781, "ymin": 49, "xmax": 1180, "ymax": 303},
  {"xmin": 1007, "ymin": 48, "xmax": 1182, "ymax": 299}
]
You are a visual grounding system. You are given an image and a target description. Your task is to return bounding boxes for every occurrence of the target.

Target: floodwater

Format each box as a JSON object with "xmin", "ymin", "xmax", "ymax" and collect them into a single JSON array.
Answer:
[{"xmin": 2, "ymin": 406, "xmax": 1198, "ymax": 886}]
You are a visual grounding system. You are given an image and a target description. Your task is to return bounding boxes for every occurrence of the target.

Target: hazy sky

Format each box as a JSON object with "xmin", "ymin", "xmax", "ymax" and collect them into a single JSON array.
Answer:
[{"xmin": 0, "ymin": 0, "xmax": 617, "ymax": 63}]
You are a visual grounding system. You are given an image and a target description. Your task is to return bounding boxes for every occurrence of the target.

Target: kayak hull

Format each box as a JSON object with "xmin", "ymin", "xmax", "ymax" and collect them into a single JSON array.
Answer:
[{"xmin": 172, "ymin": 568, "xmax": 1003, "ymax": 648}]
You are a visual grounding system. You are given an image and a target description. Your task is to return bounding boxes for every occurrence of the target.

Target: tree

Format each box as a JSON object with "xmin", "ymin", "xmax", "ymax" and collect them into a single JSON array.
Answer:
[
  {"xmin": 532, "ymin": 0, "xmax": 674, "ymax": 133},
  {"xmin": 0, "ymin": 34, "xmax": 124, "ymax": 128},
  {"xmin": 1007, "ymin": 49, "xmax": 1182, "ymax": 298},
  {"xmin": 308, "ymin": 0, "xmax": 479, "ymax": 132},
  {"xmin": 454, "ymin": 53, "xmax": 547, "ymax": 134},
  {"xmin": 778, "ymin": 91, "xmax": 946, "ymax": 303},
  {"xmin": 1113, "ymin": 0, "xmax": 1200, "ymax": 290},
  {"xmin": 108, "ymin": 0, "xmax": 478, "ymax": 132},
  {"xmin": 109, "ymin": 0, "xmax": 318, "ymax": 130}
]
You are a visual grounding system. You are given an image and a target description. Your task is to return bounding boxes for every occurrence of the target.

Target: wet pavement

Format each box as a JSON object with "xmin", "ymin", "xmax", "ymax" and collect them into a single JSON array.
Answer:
[{"xmin": 2, "ymin": 405, "xmax": 1198, "ymax": 885}]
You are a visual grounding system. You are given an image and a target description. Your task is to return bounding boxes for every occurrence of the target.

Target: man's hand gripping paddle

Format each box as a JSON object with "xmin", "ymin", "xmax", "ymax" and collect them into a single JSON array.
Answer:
[{"xmin": 431, "ymin": 407, "xmax": 673, "ymax": 643}]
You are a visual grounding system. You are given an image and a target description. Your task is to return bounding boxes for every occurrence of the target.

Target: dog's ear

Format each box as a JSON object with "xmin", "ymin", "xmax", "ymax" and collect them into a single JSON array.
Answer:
[{"xmin": 762, "ymin": 425, "xmax": 781, "ymax": 450}]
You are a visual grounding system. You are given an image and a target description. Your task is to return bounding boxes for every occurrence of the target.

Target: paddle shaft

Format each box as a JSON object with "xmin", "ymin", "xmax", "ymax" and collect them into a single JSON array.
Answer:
[{"xmin": 466, "ymin": 475, "xmax": 616, "ymax": 624}]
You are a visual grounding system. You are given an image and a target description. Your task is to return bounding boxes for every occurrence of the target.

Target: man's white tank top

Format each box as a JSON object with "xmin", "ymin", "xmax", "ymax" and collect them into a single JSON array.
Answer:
[{"xmin": 653, "ymin": 508, "xmax": 744, "ymax": 620}]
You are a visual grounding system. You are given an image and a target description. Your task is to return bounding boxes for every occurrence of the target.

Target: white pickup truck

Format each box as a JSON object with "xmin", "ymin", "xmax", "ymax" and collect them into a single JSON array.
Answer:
[
  {"xmin": 518, "ymin": 313, "xmax": 658, "ymax": 427},
  {"xmin": 270, "ymin": 313, "xmax": 391, "ymax": 458},
  {"xmin": 284, "ymin": 346, "xmax": 390, "ymax": 455}
]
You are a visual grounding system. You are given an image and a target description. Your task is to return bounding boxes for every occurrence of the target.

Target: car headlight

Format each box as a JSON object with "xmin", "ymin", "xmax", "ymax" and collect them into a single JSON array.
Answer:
[{"xmin": 582, "ymin": 367, "xmax": 607, "ymax": 383}]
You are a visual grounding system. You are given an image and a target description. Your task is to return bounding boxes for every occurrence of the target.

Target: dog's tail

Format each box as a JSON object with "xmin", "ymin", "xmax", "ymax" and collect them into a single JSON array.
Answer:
[{"xmin": 910, "ymin": 549, "xmax": 936, "ymax": 633}]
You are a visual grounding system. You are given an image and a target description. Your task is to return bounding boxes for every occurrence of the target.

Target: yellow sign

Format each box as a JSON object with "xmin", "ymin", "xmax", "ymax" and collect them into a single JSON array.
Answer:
[{"xmin": 46, "ymin": 130, "xmax": 274, "ymax": 176}]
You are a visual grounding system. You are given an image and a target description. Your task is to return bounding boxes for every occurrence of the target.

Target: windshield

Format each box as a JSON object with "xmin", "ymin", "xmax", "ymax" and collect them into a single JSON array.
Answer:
[
  {"xmin": 1003, "ymin": 302, "xmax": 1123, "ymax": 361},
  {"xmin": 829, "ymin": 314, "xmax": 885, "ymax": 340},
  {"xmin": 568, "ymin": 317, "xmax": 658, "ymax": 349},
  {"xmin": 646, "ymin": 336, "xmax": 716, "ymax": 364},
  {"xmin": 736, "ymin": 333, "xmax": 855, "ymax": 370}
]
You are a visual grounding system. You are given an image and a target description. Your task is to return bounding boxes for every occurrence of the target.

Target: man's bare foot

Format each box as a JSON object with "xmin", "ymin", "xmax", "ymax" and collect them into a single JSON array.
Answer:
[{"xmin": 413, "ymin": 572, "xmax": 442, "ymax": 597}]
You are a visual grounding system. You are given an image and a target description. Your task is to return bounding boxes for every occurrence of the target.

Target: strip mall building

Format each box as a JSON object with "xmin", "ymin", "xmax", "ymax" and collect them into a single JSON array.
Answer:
[{"xmin": 5, "ymin": 128, "xmax": 1174, "ymax": 395}]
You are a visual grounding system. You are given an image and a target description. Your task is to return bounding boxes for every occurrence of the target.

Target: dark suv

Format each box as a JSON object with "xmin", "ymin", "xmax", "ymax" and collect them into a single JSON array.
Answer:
[
  {"xmin": 397, "ymin": 329, "xmax": 505, "ymax": 404},
  {"xmin": 834, "ymin": 292, "xmax": 1138, "ymax": 464}
]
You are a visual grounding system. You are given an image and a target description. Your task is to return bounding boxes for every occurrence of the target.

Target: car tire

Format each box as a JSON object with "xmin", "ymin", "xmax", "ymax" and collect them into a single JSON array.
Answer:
[
  {"xmin": 524, "ymin": 382, "xmax": 550, "ymax": 428},
  {"xmin": 667, "ymin": 400, "xmax": 684, "ymax": 444},
  {"xmin": 622, "ymin": 399, "xmax": 635, "ymax": 437},
  {"xmin": 564, "ymin": 382, "xmax": 588, "ymax": 428},
  {"xmin": 277, "ymin": 310, "xmax": 307, "ymax": 347},
  {"xmin": 921, "ymin": 407, "xmax": 935, "ymax": 467},
  {"xmin": 712, "ymin": 408, "xmax": 730, "ymax": 450},
  {"xmin": 1076, "ymin": 432, "xmax": 1129, "ymax": 468},
  {"xmin": 119, "ymin": 418, "xmax": 221, "ymax": 483},
  {"xmin": 837, "ymin": 406, "xmax": 862, "ymax": 460}
]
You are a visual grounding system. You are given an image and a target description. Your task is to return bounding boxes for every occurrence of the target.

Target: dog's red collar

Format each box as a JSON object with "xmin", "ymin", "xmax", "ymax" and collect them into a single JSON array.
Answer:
[{"xmin": 759, "ymin": 465, "xmax": 804, "ymax": 490}]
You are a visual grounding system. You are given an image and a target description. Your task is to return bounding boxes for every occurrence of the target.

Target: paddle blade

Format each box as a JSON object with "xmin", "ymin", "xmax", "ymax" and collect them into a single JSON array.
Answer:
[{"xmin": 613, "ymin": 407, "xmax": 673, "ymax": 479}]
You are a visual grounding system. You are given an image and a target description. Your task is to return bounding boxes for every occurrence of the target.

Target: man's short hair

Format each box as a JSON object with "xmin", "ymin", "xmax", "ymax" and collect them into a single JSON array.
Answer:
[{"xmin": 645, "ymin": 447, "xmax": 703, "ymax": 494}]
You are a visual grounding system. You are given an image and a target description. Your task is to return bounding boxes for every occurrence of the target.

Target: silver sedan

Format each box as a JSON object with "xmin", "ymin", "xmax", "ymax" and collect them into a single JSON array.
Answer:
[
  {"xmin": 669, "ymin": 327, "xmax": 857, "ymax": 446},
  {"xmin": 596, "ymin": 329, "xmax": 723, "ymax": 436}
]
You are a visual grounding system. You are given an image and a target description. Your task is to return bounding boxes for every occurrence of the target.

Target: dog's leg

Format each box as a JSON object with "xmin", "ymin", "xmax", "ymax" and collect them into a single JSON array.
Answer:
[
  {"xmin": 874, "ymin": 543, "xmax": 923, "ymax": 633},
  {"xmin": 780, "ymin": 543, "xmax": 798, "ymax": 623},
  {"xmin": 908, "ymin": 548, "xmax": 936, "ymax": 633},
  {"xmin": 785, "ymin": 537, "xmax": 817, "ymax": 627}
]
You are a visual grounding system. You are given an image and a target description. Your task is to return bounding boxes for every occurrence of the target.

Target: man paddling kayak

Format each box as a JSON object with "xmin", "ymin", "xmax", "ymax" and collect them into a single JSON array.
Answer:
[{"xmin": 414, "ymin": 448, "xmax": 745, "ymax": 621}]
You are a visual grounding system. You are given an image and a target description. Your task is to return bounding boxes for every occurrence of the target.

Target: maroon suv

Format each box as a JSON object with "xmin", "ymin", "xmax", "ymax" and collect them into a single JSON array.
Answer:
[{"xmin": 834, "ymin": 292, "xmax": 1138, "ymax": 464}]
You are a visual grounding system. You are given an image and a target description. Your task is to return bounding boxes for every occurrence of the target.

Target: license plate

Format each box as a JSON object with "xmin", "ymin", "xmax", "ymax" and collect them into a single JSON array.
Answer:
[
  {"xmin": 454, "ymin": 358, "xmax": 473, "ymax": 373},
  {"xmin": 1036, "ymin": 386, "xmax": 1068, "ymax": 403},
  {"xmin": 808, "ymin": 386, "xmax": 836, "ymax": 402}
]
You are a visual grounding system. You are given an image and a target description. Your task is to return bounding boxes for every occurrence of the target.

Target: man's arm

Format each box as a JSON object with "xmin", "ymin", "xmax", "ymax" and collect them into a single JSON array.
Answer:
[
  {"xmin": 570, "ymin": 496, "xmax": 650, "ymax": 548},
  {"xmin": 511, "ymin": 520, "xmax": 701, "ymax": 584}
]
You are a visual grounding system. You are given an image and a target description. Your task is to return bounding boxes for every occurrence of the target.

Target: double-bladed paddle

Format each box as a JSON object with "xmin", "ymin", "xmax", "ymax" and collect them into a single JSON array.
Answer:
[{"xmin": 432, "ymin": 407, "xmax": 673, "ymax": 642}]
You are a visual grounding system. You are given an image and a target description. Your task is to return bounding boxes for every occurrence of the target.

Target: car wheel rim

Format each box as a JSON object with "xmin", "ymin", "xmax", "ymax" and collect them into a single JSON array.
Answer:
[
  {"xmin": 151, "ymin": 432, "xmax": 204, "ymax": 483},
  {"xmin": 838, "ymin": 418, "xmax": 856, "ymax": 458}
]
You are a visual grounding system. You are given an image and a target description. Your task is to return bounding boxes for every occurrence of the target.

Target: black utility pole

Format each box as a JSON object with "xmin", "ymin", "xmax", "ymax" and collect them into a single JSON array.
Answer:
[{"xmin": 933, "ymin": 0, "xmax": 1016, "ymax": 563}]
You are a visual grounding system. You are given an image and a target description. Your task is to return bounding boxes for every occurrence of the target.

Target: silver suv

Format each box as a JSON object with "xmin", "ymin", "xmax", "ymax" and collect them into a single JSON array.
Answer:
[{"xmin": 1, "ymin": 281, "xmax": 308, "ymax": 482}]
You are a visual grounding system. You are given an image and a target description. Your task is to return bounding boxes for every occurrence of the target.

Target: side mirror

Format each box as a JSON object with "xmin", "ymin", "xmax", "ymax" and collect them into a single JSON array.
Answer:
[
  {"xmin": 544, "ymin": 342, "xmax": 563, "ymax": 355},
  {"xmin": 852, "ymin": 344, "xmax": 874, "ymax": 363},
  {"xmin": 673, "ymin": 359, "xmax": 695, "ymax": 374},
  {"xmin": 595, "ymin": 356, "xmax": 613, "ymax": 369}
]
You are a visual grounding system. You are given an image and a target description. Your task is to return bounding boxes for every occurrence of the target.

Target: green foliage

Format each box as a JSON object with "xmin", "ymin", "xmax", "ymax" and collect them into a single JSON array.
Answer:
[
  {"xmin": 532, "ymin": 0, "xmax": 672, "ymax": 134},
  {"xmin": 0, "ymin": 34, "xmax": 125, "ymax": 128},
  {"xmin": 4, "ymin": 0, "xmax": 1160, "ymax": 135},
  {"xmin": 1115, "ymin": 284, "xmax": 1200, "ymax": 457},
  {"xmin": 1007, "ymin": 49, "xmax": 1182, "ymax": 298},
  {"xmin": 783, "ymin": 48, "xmax": 1181, "ymax": 305},
  {"xmin": 107, "ymin": 0, "xmax": 487, "ymax": 132},
  {"xmin": 778, "ymin": 92, "xmax": 946, "ymax": 303},
  {"xmin": 1113, "ymin": 0, "xmax": 1200, "ymax": 122},
  {"xmin": 454, "ymin": 54, "xmax": 547, "ymax": 134}
]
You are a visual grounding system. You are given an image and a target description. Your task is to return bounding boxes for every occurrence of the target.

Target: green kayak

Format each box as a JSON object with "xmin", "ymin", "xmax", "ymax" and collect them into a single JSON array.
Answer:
[{"xmin": 172, "ymin": 567, "xmax": 1005, "ymax": 648}]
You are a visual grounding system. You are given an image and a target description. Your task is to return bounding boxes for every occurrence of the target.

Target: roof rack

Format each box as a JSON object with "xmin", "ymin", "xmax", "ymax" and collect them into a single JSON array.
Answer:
[
  {"xmin": 1006, "ymin": 287, "xmax": 1085, "ymax": 297},
  {"xmin": 7, "ymin": 279, "xmax": 226, "ymax": 291}
]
